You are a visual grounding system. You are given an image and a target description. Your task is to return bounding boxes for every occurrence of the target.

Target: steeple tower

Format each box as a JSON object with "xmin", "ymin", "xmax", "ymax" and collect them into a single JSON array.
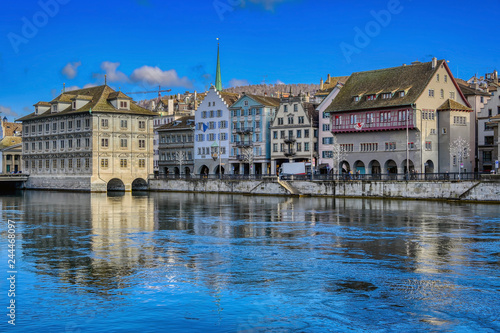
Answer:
[{"xmin": 215, "ymin": 38, "xmax": 222, "ymax": 91}]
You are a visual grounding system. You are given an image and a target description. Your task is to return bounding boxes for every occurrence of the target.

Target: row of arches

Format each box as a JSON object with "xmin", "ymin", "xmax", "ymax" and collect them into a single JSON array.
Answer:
[
  {"xmin": 337, "ymin": 159, "xmax": 435, "ymax": 174},
  {"xmin": 107, "ymin": 178, "xmax": 147, "ymax": 192}
]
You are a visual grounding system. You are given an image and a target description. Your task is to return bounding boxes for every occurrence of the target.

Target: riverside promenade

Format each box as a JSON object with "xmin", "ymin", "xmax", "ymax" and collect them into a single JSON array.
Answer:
[{"xmin": 149, "ymin": 173, "xmax": 500, "ymax": 203}]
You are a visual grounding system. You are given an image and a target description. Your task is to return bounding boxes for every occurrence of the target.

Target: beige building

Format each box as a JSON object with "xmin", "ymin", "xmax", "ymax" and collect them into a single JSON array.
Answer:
[{"xmin": 18, "ymin": 85, "xmax": 156, "ymax": 192}]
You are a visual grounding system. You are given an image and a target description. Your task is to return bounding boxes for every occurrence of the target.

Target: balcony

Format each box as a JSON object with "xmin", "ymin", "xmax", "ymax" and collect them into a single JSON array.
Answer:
[
  {"xmin": 284, "ymin": 136, "xmax": 296, "ymax": 143},
  {"xmin": 284, "ymin": 149, "xmax": 296, "ymax": 157},
  {"xmin": 235, "ymin": 140, "xmax": 252, "ymax": 148},
  {"xmin": 236, "ymin": 155, "xmax": 246, "ymax": 161},
  {"xmin": 235, "ymin": 127, "xmax": 254, "ymax": 134}
]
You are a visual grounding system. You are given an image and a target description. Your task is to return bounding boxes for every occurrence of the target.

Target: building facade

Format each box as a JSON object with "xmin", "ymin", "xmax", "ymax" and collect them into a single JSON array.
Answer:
[
  {"xmin": 228, "ymin": 94, "xmax": 280, "ymax": 175},
  {"xmin": 157, "ymin": 116, "xmax": 195, "ymax": 176},
  {"xmin": 193, "ymin": 86, "xmax": 239, "ymax": 175},
  {"xmin": 325, "ymin": 58, "xmax": 472, "ymax": 175},
  {"xmin": 270, "ymin": 95, "xmax": 319, "ymax": 174},
  {"xmin": 18, "ymin": 85, "xmax": 156, "ymax": 191}
]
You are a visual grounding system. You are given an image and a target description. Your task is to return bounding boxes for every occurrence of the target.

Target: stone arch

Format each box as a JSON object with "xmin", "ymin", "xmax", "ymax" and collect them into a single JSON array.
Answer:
[
  {"xmin": 368, "ymin": 160, "xmax": 381, "ymax": 175},
  {"xmin": 214, "ymin": 165, "xmax": 225, "ymax": 175},
  {"xmin": 174, "ymin": 167, "xmax": 180, "ymax": 175},
  {"xmin": 401, "ymin": 159, "xmax": 415, "ymax": 173},
  {"xmin": 353, "ymin": 160, "xmax": 366, "ymax": 174},
  {"xmin": 184, "ymin": 166, "xmax": 191, "ymax": 177},
  {"xmin": 384, "ymin": 160, "xmax": 398, "ymax": 176},
  {"xmin": 340, "ymin": 160, "xmax": 350, "ymax": 173},
  {"xmin": 131, "ymin": 178, "xmax": 148, "ymax": 191},
  {"xmin": 107, "ymin": 178, "xmax": 125, "ymax": 192},
  {"xmin": 425, "ymin": 160, "xmax": 434, "ymax": 173},
  {"xmin": 199, "ymin": 165, "xmax": 209, "ymax": 175}
]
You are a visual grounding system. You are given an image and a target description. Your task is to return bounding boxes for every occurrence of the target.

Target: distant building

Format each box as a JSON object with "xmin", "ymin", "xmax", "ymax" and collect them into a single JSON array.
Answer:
[
  {"xmin": 157, "ymin": 116, "xmax": 195, "ymax": 176},
  {"xmin": 477, "ymin": 81, "xmax": 500, "ymax": 171},
  {"xmin": 315, "ymin": 74, "xmax": 349, "ymax": 102},
  {"xmin": 325, "ymin": 58, "xmax": 472, "ymax": 175},
  {"xmin": 270, "ymin": 94, "xmax": 319, "ymax": 174},
  {"xmin": 228, "ymin": 94, "xmax": 280, "ymax": 175},
  {"xmin": 18, "ymin": 85, "xmax": 156, "ymax": 191},
  {"xmin": 1, "ymin": 137, "xmax": 22, "ymax": 173}
]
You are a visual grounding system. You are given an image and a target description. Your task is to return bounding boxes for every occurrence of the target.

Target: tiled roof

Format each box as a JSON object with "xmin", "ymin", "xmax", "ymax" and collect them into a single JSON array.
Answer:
[
  {"xmin": 317, "ymin": 76, "xmax": 350, "ymax": 95},
  {"xmin": 219, "ymin": 92, "xmax": 240, "ymax": 106},
  {"xmin": 326, "ymin": 60, "xmax": 446, "ymax": 113},
  {"xmin": 18, "ymin": 85, "xmax": 156, "ymax": 121},
  {"xmin": 2, "ymin": 121, "xmax": 22, "ymax": 137},
  {"xmin": 0, "ymin": 136, "xmax": 22, "ymax": 149},
  {"xmin": 33, "ymin": 101, "xmax": 51, "ymax": 106},
  {"xmin": 437, "ymin": 99, "xmax": 472, "ymax": 112},
  {"xmin": 72, "ymin": 94, "xmax": 93, "ymax": 101},
  {"xmin": 156, "ymin": 116, "xmax": 195, "ymax": 131},
  {"xmin": 458, "ymin": 83, "xmax": 491, "ymax": 97},
  {"xmin": 107, "ymin": 91, "xmax": 132, "ymax": 100},
  {"xmin": 246, "ymin": 94, "xmax": 281, "ymax": 107}
]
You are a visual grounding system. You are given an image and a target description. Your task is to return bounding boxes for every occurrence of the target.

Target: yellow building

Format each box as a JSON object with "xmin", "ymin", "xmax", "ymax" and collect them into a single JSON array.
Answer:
[{"xmin": 18, "ymin": 85, "xmax": 156, "ymax": 191}]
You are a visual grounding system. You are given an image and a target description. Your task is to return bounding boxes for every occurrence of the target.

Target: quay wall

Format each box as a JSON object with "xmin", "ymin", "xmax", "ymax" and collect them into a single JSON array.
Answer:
[{"xmin": 149, "ymin": 178, "xmax": 500, "ymax": 203}]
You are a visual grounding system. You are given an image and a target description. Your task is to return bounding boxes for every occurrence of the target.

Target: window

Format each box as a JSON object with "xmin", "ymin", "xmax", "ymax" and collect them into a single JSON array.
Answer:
[
  {"xmin": 52, "ymin": 104, "xmax": 57, "ymax": 112},
  {"xmin": 85, "ymin": 158, "xmax": 90, "ymax": 168},
  {"xmin": 444, "ymin": 75, "xmax": 448, "ymax": 83},
  {"xmin": 322, "ymin": 137, "xmax": 333, "ymax": 144},
  {"xmin": 68, "ymin": 121, "xmax": 73, "ymax": 129},
  {"xmin": 255, "ymin": 121, "xmax": 260, "ymax": 129},
  {"xmin": 273, "ymin": 143, "xmax": 278, "ymax": 152},
  {"xmin": 366, "ymin": 94, "xmax": 376, "ymax": 101},
  {"xmin": 278, "ymin": 118, "xmax": 284, "ymax": 125},
  {"xmin": 244, "ymin": 101, "xmax": 249, "ymax": 106},
  {"xmin": 296, "ymin": 130, "xmax": 301, "ymax": 138},
  {"xmin": 101, "ymin": 159, "xmax": 109, "ymax": 168},
  {"xmin": 323, "ymin": 124, "xmax": 330, "ymax": 131},
  {"xmin": 138, "ymin": 120, "xmax": 145, "ymax": 129},
  {"xmin": 221, "ymin": 133, "xmax": 227, "ymax": 140},
  {"xmin": 273, "ymin": 131, "xmax": 278, "ymax": 139},
  {"xmin": 120, "ymin": 120, "xmax": 128, "ymax": 128},
  {"xmin": 483, "ymin": 151, "xmax": 492, "ymax": 162},
  {"xmin": 296, "ymin": 142, "xmax": 301, "ymax": 151},
  {"xmin": 399, "ymin": 91, "xmax": 405, "ymax": 97},
  {"xmin": 442, "ymin": 128, "xmax": 447, "ymax": 134},
  {"xmin": 101, "ymin": 138, "xmax": 108, "ymax": 147},
  {"xmin": 398, "ymin": 110, "xmax": 407, "ymax": 122},
  {"xmin": 52, "ymin": 159, "xmax": 57, "ymax": 168},
  {"xmin": 429, "ymin": 89, "xmax": 435, "ymax": 97},
  {"xmin": 85, "ymin": 119, "xmax": 90, "ymax": 127},
  {"xmin": 85, "ymin": 138, "xmax": 90, "ymax": 147},
  {"xmin": 340, "ymin": 144, "xmax": 354, "ymax": 152},
  {"xmin": 350, "ymin": 114, "xmax": 357, "ymax": 124},
  {"xmin": 304, "ymin": 142, "xmax": 309, "ymax": 151},
  {"xmin": 284, "ymin": 105, "xmax": 288, "ymax": 112},
  {"xmin": 102, "ymin": 119, "xmax": 109, "ymax": 127},
  {"xmin": 450, "ymin": 91, "xmax": 455, "ymax": 100},
  {"xmin": 485, "ymin": 136, "xmax": 494, "ymax": 145},
  {"xmin": 382, "ymin": 93, "xmax": 391, "ymax": 99},
  {"xmin": 76, "ymin": 120, "xmax": 81, "ymax": 128},
  {"xmin": 304, "ymin": 129, "xmax": 309, "ymax": 138},
  {"xmin": 436, "ymin": 74, "xmax": 440, "ymax": 82},
  {"xmin": 209, "ymin": 121, "xmax": 215, "ymax": 129},
  {"xmin": 430, "ymin": 129, "xmax": 436, "ymax": 135},
  {"xmin": 440, "ymin": 89, "xmax": 444, "ymax": 98},
  {"xmin": 280, "ymin": 131, "xmax": 285, "ymax": 139},
  {"xmin": 120, "ymin": 159, "xmax": 127, "ymax": 168},
  {"xmin": 68, "ymin": 159, "xmax": 72, "ymax": 169},
  {"xmin": 385, "ymin": 142, "xmax": 396, "ymax": 151},
  {"xmin": 46, "ymin": 124, "xmax": 50, "ymax": 132},
  {"xmin": 354, "ymin": 96, "xmax": 360, "ymax": 102},
  {"xmin": 52, "ymin": 123, "xmax": 57, "ymax": 131},
  {"xmin": 45, "ymin": 141, "xmax": 49, "ymax": 150},
  {"xmin": 335, "ymin": 116, "xmax": 341, "ymax": 126},
  {"xmin": 76, "ymin": 159, "xmax": 81, "ymax": 168},
  {"xmin": 323, "ymin": 151, "xmax": 333, "ymax": 158},
  {"xmin": 280, "ymin": 143, "xmax": 284, "ymax": 152},
  {"xmin": 38, "ymin": 125, "xmax": 42, "ymax": 132},
  {"xmin": 52, "ymin": 141, "xmax": 57, "ymax": 149},
  {"xmin": 366, "ymin": 113, "xmax": 373, "ymax": 123},
  {"xmin": 120, "ymin": 139, "xmax": 127, "ymax": 148},
  {"xmin": 60, "ymin": 140, "xmax": 65, "ymax": 149},
  {"xmin": 298, "ymin": 116, "xmax": 304, "ymax": 124},
  {"xmin": 425, "ymin": 141, "xmax": 432, "ymax": 150},
  {"xmin": 202, "ymin": 111, "xmax": 207, "ymax": 118},
  {"xmin": 480, "ymin": 96, "xmax": 484, "ymax": 103},
  {"xmin": 139, "ymin": 159, "xmax": 145, "ymax": 168},
  {"xmin": 60, "ymin": 122, "xmax": 65, "ymax": 130},
  {"xmin": 139, "ymin": 139, "xmax": 145, "ymax": 148},
  {"xmin": 293, "ymin": 104, "xmax": 298, "ymax": 112}
]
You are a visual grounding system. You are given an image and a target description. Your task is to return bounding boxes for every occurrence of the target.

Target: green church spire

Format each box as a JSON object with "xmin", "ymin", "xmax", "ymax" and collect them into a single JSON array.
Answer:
[{"xmin": 215, "ymin": 38, "xmax": 222, "ymax": 91}]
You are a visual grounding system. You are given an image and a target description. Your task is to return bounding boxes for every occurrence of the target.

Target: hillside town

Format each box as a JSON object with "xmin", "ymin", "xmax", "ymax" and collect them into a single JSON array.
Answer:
[{"xmin": 2, "ymin": 47, "xmax": 499, "ymax": 192}]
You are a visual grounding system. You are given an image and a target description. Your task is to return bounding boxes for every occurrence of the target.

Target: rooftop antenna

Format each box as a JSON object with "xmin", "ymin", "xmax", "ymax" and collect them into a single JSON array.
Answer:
[
  {"xmin": 63, "ymin": 82, "xmax": 65, "ymax": 93},
  {"xmin": 104, "ymin": 74, "xmax": 107, "ymax": 86}
]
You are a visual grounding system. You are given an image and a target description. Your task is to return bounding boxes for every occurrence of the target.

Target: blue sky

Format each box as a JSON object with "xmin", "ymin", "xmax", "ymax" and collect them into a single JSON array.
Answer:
[{"xmin": 1, "ymin": 0, "xmax": 499, "ymax": 119}]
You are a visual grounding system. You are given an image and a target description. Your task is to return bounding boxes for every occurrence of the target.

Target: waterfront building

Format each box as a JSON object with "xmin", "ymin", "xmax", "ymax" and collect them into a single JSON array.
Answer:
[
  {"xmin": 157, "ymin": 116, "xmax": 195, "ymax": 176},
  {"xmin": 228, "ymin": 94, "xmax": 280, "ymax": 175},
  {"xmin": 325, "ymin": 58, "xmax": 472, "ymax": 175},
  {"xmin": 270, "ymin": 94, "xmax": 319, "ymax": 174},
  {"xmin": 1, "ymin": 137, "xmax": 22, "ymax": 173},
  {"xmin": 478, "ymin": 81, "xmax": 500, "ymax": 172},
  {"xmin": 18, "ymin": 85, "xmax": 156, "ymax": 191},
  {"xmin": 316, "ymin": 83, "xmax": 343, "ymax": 174}
]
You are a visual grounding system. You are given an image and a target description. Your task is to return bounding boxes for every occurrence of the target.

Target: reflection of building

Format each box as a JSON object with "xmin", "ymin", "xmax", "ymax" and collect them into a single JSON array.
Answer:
[
  {"xmin": 228, "ymin": 94, "xmax": 280, "ymax": 175},
  {"xmin": 270, "ymin": 95, "xmax": 319, "ymax": 174},
  {"xmin": 18, "ymin": 85, "xmax": 156, "ymax": 191},
  {"xmin": 157, "ymin": 116, "xmax": 195, "ymax": 175},
  {"xmin": 326, "ymin": 58, "xmax": 472, "ymax": 175}
]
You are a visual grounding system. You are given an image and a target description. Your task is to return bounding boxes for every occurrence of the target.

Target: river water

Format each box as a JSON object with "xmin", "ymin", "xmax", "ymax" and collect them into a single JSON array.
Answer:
[{"xmin": 0, "ymin": 191, "xmax": 499, "ymax": 332}]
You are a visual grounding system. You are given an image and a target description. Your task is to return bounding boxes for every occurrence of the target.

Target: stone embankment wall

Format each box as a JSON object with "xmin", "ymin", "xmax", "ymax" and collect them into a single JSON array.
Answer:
[{"xmin": 149, "ymin": 178, "xmax": 500, "ymax": 203}]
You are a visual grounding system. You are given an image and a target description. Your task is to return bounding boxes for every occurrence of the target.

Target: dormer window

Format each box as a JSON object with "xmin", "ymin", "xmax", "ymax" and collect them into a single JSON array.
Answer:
[
  {"xmin": 353, "ymin": 96, "xmax": 360, "ymax": 102},
  {"xmin": 72, "ymin": 101, "xmax": 76, "ymax": 110},
  {"xmin": 52, "ymin": 104, "xmax": 58, "ymax": 112},
  {"xmin": 119, "ymin": 101, "xmax": 128, "ymax": 109},
  {"xmin": 366, "ymin": 94, "xmax": 376, "ymax": 101},
  {"xmin": 381, "ymin": 93, "xmax": 391, "ymax": 99},
  {"xmin": 399, "ymin": 91, "xmax": 405, "ymax": 97}
]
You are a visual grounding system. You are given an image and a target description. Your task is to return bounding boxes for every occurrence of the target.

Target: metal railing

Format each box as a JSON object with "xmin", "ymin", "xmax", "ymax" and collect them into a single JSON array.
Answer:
[{"xmin": 150, "ymin": 172, "xmax": 488, "ymax": 182}]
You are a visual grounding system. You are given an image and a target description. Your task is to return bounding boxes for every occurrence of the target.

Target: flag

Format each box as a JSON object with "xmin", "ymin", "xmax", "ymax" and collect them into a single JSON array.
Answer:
[
  {"xmin": 202, "ymin": 122, "xmax": 208, "ymax": 132},
  {"xmin": 354, "ymin": 122, "xmax": 364, "ymax": 130}
]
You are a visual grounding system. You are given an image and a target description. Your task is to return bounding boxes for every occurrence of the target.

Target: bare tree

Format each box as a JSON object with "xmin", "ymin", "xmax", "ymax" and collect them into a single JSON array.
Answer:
[
  {"xmin": 241, "ymin": 147, "xmax": 254, "ymax": 175},
  {"xmin": 331, "ymin": 134, "xmax": 347, "ymax": 178},
  {"xmin": 450, "ymin": 136, "xmax": 470, "ymax": 179},
  {"xmin": 174, "ymin": 151, "xmax": 186, "ymax": 175}
]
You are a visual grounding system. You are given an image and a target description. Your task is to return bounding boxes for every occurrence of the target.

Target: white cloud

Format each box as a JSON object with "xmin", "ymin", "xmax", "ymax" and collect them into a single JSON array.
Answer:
[
  {"xmin": 229, "ymin": 78, "xmax": 249, "ymax": 87},
  {"xmin": 66, "ymin": 85, "xmax": 81, "ymax": 92},
  {"xmin": 130, "ymin": 66, "xmax": 193, "ymax": 88},
  {"xmin": 100, "ymin": 61, "xmax": 129, "ymax": 83},
  {"xmin": 275, "ymin": 79, "xmax": 286, "ymax": 85},
  {"xmin": 61, "ymin": 61, "xmax": 82, "ymax": 79},
  {"xmin": 0, "ymin": 105, "xmax": 20, "ymax": 119},
  {"xmin": 83, "ymin": 83, "xmax": 97, "ymax": 88}
]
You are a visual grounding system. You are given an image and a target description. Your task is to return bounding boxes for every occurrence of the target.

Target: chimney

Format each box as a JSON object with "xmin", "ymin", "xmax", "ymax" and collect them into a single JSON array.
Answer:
[
  {"xmin": 432, "ymin": 57, "xmax": 437, "ymax": 69},
  {"xmin": 320, "ymin": 78, "xmax": 324, "ymax": 90},
  {"xmin": 194, "ymin": 91, "xmax": 198, "ymax": 110},
  {"xmin": 494, "ymin": 70, "xmax": 499, "ymax": 83},
  {"xmin": 327, "ymin": 74, "xmax": 331, "ymax": 83},
  {"xmin": 264, "ymin": 92, "xmax": 267, "ymax": 96}
]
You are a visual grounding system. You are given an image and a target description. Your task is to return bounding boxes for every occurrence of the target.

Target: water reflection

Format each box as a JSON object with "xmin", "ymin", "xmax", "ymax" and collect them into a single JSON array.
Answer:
[{"xmin": 2, "ymin": 191, "xmax": 499, "ymax": 331}]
